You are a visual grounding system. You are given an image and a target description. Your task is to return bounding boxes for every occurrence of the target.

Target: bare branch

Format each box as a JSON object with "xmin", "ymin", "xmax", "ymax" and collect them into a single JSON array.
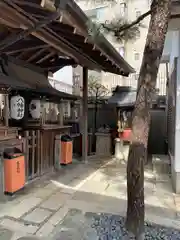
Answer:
[
  {"xmin": 87, "ymin": 8, "xmax": 152, "ymax": 42},
  {"xmin": 117, "ymin": 10, "xmax": 151, "ymax": 33}
]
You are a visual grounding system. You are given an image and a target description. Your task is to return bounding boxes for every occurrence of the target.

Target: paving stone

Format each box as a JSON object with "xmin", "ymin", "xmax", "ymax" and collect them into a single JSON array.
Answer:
[
  {"xmin": 92, "ymin": 172, "xmax": 107, "ymax": 182},
  {"xmin": 48, "ymin": 206, "xmax": 69, "ymax": 226},
  {"xmin": 0, "ymin": 158, "xmax": 179, "ymax": 239},
  {"xmin": 174, "ymin": 194, "xmax": 180, "ymax": 209},
  {"xmin": 79, "ymin": 180, "xmax": 108, "ymax": 194},
  {"xmin": 35, "ymin": 221, "xmax": 55, "ymax": 238},
  {"xmin": 145, "ymin": 194, "xmax": 176, "ymax": 219},
  {"xmin": 0, "ymin": 227, "xmax": 13, "ymax": 240},
  {"xmin": 23, "ymin": 208, "xmax": 52, "ymax": 224},
  {"xmin": 0, "ymin": 218, "xmax": 38, "ymax": 234},
  {"xmin": 72, "ymin": 191, "xmax": 103, "ymax": 203},
  {"xmin": 35, "ymin": 207, "xmax": 69, "ymax": 238},
  {"xmin": 51, "ymin": 228, "xmax": 83, "ymax": 240},
  {"xmin": 66, "ymin": 199, "xmax": 99, "ymax": 213},
  {"xmin": 57, "ymin": 208, "xmax": 86, "ymax": 232},
  {"xmin": 17, "ymin": 237, "xmax": 42, "ymax": 240},
  {"xmin": 145, "ymin": 214, "xmax": 180, "ymax": 230},
  {"xmin": 44, "ymin": 183, "xmax": 59, "ymax": 191},
  {"xmin": 104, "ymin": 182, "xmax": 127, "ymax": 198},
  {"xmin": 11, "ymin": 232, "xmax": 33, "ymax": 240},
  {"xmin": 31, "ymin": 188, "xmax": 55, "ymax": 199},
  {"xmin": 58, "ymin": 187, "xmax": 76, "ymax": 195},
  {"xmin": 7, "ymin": 197, "xmax": 42, "ymax": 219},
  {"xmin": 40, "ymin": 192, "xmax": 70, "ymax": 211},
  {"xmin": 155, "ymin": 181, "xmax": 174, "ymax": 195}
]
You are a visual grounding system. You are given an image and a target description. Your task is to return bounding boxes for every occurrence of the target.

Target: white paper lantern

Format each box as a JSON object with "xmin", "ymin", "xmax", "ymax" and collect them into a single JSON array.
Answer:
[
  {"xmin": 29, "ymin": 99, "xmax": 41, "ymax": 119},
  {"xmin": 10, "ymin": 95, "xmax": 25, "ymax": 120}
]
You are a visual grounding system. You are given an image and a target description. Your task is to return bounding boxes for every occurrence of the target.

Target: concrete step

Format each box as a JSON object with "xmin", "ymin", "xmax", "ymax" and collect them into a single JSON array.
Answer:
[{"xmin": 152, "ymin": 154, "xmax": 171, "ymax": 175}]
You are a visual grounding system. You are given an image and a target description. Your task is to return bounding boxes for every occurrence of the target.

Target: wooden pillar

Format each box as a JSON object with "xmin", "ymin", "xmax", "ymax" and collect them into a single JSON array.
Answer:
[
  {"xmin": 4, "ymin": 94, "xmax": 9, "ymax": 127},
  {"xmin": 82, "ymin": 67, "xmax": 88, "ymax": 162},
  {"xmin": 58, "ymin": 100, "xmax": 64, "ymax": 125}
]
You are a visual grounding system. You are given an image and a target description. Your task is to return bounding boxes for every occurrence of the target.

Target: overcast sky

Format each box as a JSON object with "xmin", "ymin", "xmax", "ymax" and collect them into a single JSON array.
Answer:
[{"xmin": 53, "ymin": 66, "xmax": 73, "ymax": 85}]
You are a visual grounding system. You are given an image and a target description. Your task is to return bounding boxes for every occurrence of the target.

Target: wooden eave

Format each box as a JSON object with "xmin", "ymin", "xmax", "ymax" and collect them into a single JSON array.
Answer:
[{"xmin": 0, "ymin": 0, "xmax": 135, "ymax": 76}]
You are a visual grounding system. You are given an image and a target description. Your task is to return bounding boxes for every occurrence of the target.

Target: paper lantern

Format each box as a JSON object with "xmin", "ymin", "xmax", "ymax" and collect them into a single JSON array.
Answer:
[
  {"xmin": 10, "ymin": 95, "xmax": 25, "ymax": 120},
  {"xmin": 29, "ymin": 99, "xmax": 41, "ymax": 119}
]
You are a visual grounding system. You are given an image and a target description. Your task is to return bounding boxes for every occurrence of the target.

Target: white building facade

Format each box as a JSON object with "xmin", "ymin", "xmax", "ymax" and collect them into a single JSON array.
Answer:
[
  {"xmin": 73, "ymin": 0, "xmax": 167, "ymax": 95},
  {"xmin": 161, "ymin": 1, "xmax": 180, "ymax": 193}
]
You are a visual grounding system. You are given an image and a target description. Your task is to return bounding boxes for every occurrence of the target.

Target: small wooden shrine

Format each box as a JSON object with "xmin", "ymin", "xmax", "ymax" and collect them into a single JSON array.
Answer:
[
  {"xmin": 0, "ymin": 0, "xmax": 134, "ymax": 195},
  {"xmin": 0, "ymin": 55, "xmax": 78, "ymax": 181}
]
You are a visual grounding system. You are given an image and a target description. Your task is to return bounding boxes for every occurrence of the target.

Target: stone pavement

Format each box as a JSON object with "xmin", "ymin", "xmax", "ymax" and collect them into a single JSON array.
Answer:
[{"xmin": 0, "ymin": 156, "xmax": 179, "ymax": 239}]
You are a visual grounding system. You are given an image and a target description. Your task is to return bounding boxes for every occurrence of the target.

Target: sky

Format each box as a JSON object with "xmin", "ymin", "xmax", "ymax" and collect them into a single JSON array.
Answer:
[{"xmin": 53, "ymin": 66, "xmax": 73, "ymax": 85}]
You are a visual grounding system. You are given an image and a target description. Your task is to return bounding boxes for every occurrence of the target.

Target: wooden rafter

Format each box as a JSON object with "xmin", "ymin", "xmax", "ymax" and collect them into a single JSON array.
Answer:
[
  {"xmin": 3, "ymin": 40, "xmax": 48, "ymax": 54},
  {"xmin": 41, "ymin": 58, "xmax": 76, "ymax": 68},
  {"xmin": 0, "ymin": 0, "xmax": 101, "ymax": 69},
  {"xmin": 26, "ymin": 48, "xmax": 49, "ymax": 63},
  {"xmin": 0, "ymin": 0, "xmax": 134, "ymax": 75},
  {"xmin": 36, "ymin": 51, "xmax": 56, "ymax": 64},
  {"xmin": 0, "ymin": 0, "xmax": 60, "ymax": 51}
]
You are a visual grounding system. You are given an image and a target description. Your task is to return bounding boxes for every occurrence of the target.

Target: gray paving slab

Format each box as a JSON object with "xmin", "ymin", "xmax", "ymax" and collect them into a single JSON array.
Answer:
[
  {"xmin": 23, "ymin": 208, "xmax": 52, "ymax": 224},
  {"xmin": 7, "ymin": 197, "xmax": 42, "ymax": 219},
  {"xmin": 0, "ymin": 218, "xmax": 38, "ymax": 234},
  {"xmin": 0, "ymin": 156, "xmax": 179, "ymax": 239},
  {"xmin": 40, "ymin": 192, "xmax": 71, "ymax": 211}
]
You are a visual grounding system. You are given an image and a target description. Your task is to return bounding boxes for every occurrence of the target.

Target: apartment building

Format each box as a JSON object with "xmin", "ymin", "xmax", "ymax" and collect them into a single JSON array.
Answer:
[{"xmin": 73, "ymin": 0, "xmax": 167, "ymax": 96}]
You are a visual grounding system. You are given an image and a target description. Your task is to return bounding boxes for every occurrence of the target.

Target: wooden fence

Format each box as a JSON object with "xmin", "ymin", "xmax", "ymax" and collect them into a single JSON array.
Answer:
[{"xmin": 23, "ymin": 130, "xmax": 55, "ymax": 181}]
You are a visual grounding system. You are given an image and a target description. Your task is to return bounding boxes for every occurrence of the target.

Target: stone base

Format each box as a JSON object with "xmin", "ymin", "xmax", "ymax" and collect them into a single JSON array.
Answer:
[{"xmin": 171, "ymin": 165, "xmax": 180, "ymax": 193}]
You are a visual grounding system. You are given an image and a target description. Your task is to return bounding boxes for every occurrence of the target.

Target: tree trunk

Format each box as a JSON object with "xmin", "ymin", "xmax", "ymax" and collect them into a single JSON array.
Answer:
[{"xmin": 126, "ymin": 0, "xmax": 171, "ymax": 238}]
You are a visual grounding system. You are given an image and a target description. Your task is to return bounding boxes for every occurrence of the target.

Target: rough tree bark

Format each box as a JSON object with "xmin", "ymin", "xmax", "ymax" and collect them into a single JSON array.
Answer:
[{"xmin": 126, "ymin": 0, "xmax": 171, "ymax": 239}]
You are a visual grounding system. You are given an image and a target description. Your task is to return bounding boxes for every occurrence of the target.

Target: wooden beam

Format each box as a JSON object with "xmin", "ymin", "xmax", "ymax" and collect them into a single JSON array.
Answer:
[
  {"xmin": 2, "ymin": 0, "xmax": 103, "ymax": 69},
  {"xmin": 13, "ymin": 0, "xmax": 47, "ymax": 10},
  {"xmin": 82, "ymin": 67, "xmax": 88, "ymax": 163},
  {"xmin": 36, "ymin": 51, "xmax": 55, "ymax": 64},
  {"xmin": 41, "ymin": 58, "xmax": 76, "ymax": 68},
  {"xmin": 4, "ymin": 41, "xmax": 48, "ymax": 54},
  {"xmin": 26, "ymin": 48, "xmax": 48, "ymax": 63},
  {"xmin": 0, "ymin": 1, "xmax": 102, "ymax": 70},
  {"xmin": 0, "ymin": 3, "xmax": 78, "ymax": 62},
  {"xmin": 0, "ymin": 1, "xmax": 60, "ymax": 51}
]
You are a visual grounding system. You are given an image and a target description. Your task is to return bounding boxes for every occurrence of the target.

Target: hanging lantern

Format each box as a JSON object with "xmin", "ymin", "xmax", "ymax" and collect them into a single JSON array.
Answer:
[
  {"xmin": 29, "ymin": 99, "xmax": 41, "ymax": 119},
  {"xmin": 10, "ymin": 95, "xmax": 25, "ymax": 120}
]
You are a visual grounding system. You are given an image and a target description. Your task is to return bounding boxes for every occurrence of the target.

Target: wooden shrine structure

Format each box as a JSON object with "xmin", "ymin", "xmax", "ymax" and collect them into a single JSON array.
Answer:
[{"xmin": 0, "ymin": 0, "xmax": 134, "ymax": 184}]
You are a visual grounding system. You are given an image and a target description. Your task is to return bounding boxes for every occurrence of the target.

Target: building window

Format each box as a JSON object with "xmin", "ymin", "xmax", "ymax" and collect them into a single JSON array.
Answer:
[
  {"xmin": 97, "ymin": 7, "xmax": 105, "ymax": 20},
  {"xmin": 120, "ymin": 3, "xmax": 126, "ymax": 17},
  {"xmin": 134, "ymin": 53, "xmax": 140, "ymax": 60},
  {"xmin": 136, "ymin": 11, "xmax": 141, "ymax": 18}
]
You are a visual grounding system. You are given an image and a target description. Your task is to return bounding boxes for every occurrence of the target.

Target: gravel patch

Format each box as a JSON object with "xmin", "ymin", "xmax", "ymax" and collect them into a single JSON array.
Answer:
[
  {"xmin": 51, "ymin": 210, "xmax": 180, "ymax": 240},
  {"xmin": 89, "ymin": 213, "xmax": 180, "ymax": 240}
]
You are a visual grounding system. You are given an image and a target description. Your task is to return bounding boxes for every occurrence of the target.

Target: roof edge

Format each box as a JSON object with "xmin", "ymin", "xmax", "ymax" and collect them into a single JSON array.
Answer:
[{"xmin": 65, "ymin": 0, "xmax": 135, "ymax": 74}]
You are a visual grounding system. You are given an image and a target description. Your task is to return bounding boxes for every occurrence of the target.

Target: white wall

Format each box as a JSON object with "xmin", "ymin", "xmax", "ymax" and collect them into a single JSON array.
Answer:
[
  {"xmin": 163, "ymin": 29, "xmax": 180, "ymax": 172},
  {"xmin": 174, "ymin": 31, "xmax": 180, "ymax": 172}
]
